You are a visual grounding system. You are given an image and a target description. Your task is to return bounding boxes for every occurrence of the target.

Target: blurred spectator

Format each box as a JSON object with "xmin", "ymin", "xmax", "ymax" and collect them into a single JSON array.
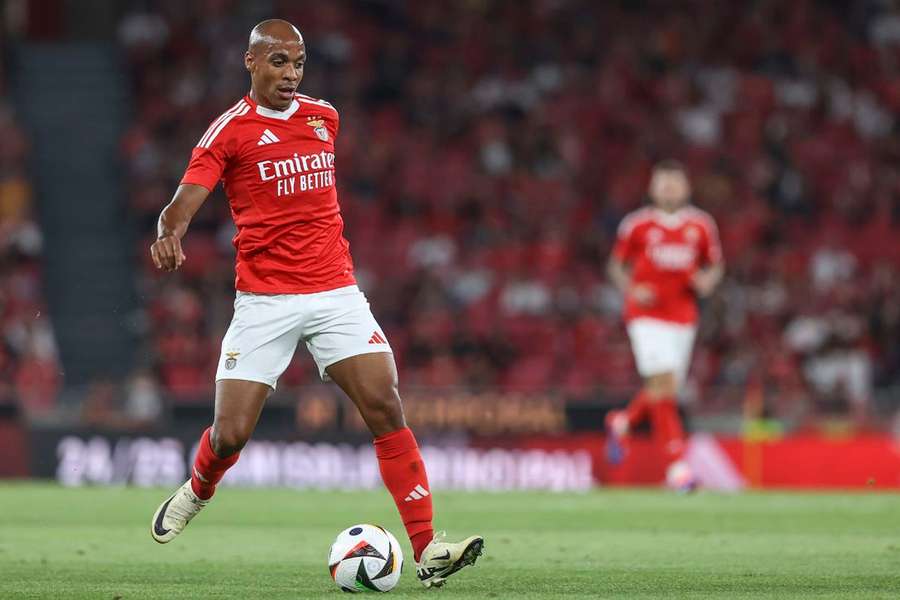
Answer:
[
  {"xmin": 80, "ymin": 372, "xmax": 164, "ymax": 430},
  {"xmin": 123, "ymin": 369, "xmax": 164, "ymax": 425},
  {"xmin": 0, "ymin": 93, "xmax": 60, "ymax": 415}
]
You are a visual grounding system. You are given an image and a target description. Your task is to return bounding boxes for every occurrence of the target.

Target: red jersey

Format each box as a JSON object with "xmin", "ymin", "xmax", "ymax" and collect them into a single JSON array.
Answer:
[
  {"xmin": 180, "ymin": 93, "xmax": 355, "ymax": 294},
  {"xmin": 612, "ymin": 206, "xmax": 722, "ymax": 324}
]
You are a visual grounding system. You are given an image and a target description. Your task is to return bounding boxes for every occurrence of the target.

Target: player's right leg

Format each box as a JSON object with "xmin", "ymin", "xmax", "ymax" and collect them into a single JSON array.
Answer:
[
  {"xmin": 604, "ymin": 389, "xmax": 651, "ymax": 463},
  {"xmin": 151, "ymin": 292, "xmax": 302, "ymax": 543},
  {"xmin": 151, "ymin": 379, "xmax": 270, "ymax": 543}
]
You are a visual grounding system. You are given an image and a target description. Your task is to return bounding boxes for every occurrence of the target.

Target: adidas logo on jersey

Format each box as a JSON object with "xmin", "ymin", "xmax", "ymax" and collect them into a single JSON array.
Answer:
[
  {"xmin": 368, "ymin": 331, "xmax": 387, "ymax": 345},
  {"xmin": 257, "ymin": 128, "xmax": 281, "ymax": 145},
  {"xmin": 404, "ymin": 484, "xmax": 430, "ymax": 502}
]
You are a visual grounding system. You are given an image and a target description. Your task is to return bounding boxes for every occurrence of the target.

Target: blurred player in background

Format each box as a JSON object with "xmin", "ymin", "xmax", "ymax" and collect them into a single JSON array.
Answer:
[
  {"xmin": 147, "ymin": 19, "xmax": 482, "ymax": 588},
  {"xmin": 606, "ymin": 160, "xmax": 724, "ymax": 489}
]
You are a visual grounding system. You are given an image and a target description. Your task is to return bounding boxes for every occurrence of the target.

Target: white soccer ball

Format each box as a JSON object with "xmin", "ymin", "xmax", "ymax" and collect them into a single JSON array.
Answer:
[{"xmin": 328, "ymin": 524, "xmax": 404, "ymax": 593}]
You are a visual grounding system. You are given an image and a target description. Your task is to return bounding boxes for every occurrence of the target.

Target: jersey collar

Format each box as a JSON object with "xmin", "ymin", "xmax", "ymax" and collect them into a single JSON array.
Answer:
[
  {"xmin": 245, "ymin": 94, "xmax": 300, "ymax": 121},
  {"xmin": 652, "ymin": 207, "xmax": 690, "ymax": 229}
]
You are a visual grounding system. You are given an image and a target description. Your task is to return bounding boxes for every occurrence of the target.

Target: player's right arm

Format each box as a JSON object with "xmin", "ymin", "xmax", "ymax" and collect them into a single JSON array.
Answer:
[
  {"xmin": 608, "ymin": 256, "xmax": 654, "ymax": 306},
  {"xmin": 608, "ymin": 213, "xmax": 654, "ymax": 306},
  {"xmin": 152, "ymin": 102, "xmax": 241, "ymax": 271},
  {"xmin": 150, "ymin": 184, "xmax": 210, "ymax": 271}
]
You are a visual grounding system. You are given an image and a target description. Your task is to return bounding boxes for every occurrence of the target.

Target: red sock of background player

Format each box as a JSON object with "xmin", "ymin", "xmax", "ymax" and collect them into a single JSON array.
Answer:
[
  {"xmin": 374, "ymin": 427, "xmax": 434, "ymax": 562},
  {"xmin": 650, "ymin": 398, "xmax": 686, "ymax": 461},
  {"xmin": 626, "ymin": 390, "xmax": 652, "ymax": 430},
  {"xmin": 190, "ymin": 427, "xmax": 240, "ymax": 500}
]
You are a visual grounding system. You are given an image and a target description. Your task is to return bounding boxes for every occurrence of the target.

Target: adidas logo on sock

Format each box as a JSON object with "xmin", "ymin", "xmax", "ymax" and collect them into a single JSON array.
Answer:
[
  {"xmin": 257, "ymin": 128, "xmax": 281, "ymax": 145},
  {"xmin": 404, "ymin": 484, "xmax": 430, "ymax": 502},
  {"xmin": 368, "ymin": 331, "xmax": 387, "ymax": 345},
  {"xmin": 193, "ymin": 466, "xmax": 209, "ymax": 483}
]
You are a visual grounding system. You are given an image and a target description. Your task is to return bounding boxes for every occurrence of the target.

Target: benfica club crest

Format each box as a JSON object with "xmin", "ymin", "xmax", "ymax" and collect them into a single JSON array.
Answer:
[
  {"xmin": 685, "ymin": 226, "xmax": 700, "ymax": 242},
  {"xmin": 224, "ymin": 351, "xmax": 240, "ymax": 370},
  {"xmin": 307, "ymin": 118, "xmax": 329, "ymax": 141}
]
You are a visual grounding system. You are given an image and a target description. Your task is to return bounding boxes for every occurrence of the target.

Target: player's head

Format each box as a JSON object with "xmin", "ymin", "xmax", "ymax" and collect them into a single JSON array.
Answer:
[
  {"xmin": 649, "ymin": 159, "xmax": 691, "ymax": 212},
  {"xmin": 245, "ymin": 19, "xmax": 305, "ymax": 110}
]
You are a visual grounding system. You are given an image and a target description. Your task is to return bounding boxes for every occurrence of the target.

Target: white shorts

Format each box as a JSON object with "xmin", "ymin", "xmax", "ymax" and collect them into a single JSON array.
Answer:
[
  {"xmin": 626, "ymin": 317, "xmax": 697, "ymax": 385},
  {"xmin": 215, "ymin": 285, "xmax": 392, "ymax": 389}
]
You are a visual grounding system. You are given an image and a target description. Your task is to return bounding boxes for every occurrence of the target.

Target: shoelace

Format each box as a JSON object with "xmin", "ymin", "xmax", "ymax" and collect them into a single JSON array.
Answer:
[
  {"xmin": 166, "ymin": 489, "xmax": 207, "ymax": 525},
  {"xmin": 418, "ymin": 531, "xmax": 450, "ymax": 571},
  {"xmin": 427, "ymin": 531, "xmax": 447, "ymax": 549}
]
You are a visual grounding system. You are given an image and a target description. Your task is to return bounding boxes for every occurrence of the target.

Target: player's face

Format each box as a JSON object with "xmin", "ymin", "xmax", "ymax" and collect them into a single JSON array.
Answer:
[
  {"xmin": 649, "ymin": 170, "xmax": 691, "ymax": 212},
  {"xmin": 246, "ymin": 40, "xmax": 305, "ymax": 110}
]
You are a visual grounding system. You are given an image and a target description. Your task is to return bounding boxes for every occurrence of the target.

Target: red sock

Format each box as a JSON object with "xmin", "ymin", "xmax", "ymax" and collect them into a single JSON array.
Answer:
[
  {"xmin": 650, "ymin": 398, "xmax": 686, "ymax": 461},
  {"xmin": 626, "ymin": 390, "xmax": 651, "ymax": 429},
  {"xmin": 374, "ymin": 427, "xmax": 434, "ymax": 562},
  {"xmin": 190, "ymin": 427, "xmax": 240, "ymax": 500}
]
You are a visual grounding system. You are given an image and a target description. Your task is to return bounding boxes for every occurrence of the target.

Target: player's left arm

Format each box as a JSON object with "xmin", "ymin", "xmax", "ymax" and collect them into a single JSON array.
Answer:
[
  {"xmin": 691, "ymin": 215, "xmax": 725, "ymax": 298},
  {"xmin": 691, "ymin": 262, "xmax": 724, "ymax": 298}
]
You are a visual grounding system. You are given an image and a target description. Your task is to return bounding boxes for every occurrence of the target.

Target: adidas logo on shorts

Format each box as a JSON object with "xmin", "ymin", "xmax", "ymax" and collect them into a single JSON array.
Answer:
[{"xmin": 368, "ymin": 331, "xmax": 387, "ymax": 345}]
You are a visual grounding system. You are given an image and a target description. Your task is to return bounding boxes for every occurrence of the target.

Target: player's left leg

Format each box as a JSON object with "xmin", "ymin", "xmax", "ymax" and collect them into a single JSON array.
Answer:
[
  {"xmin": 645, "ymin": 371, "xmax": 685, "ymax": 461},
  {"xmin": 652, "ymin": 324, "xmax": 698, "ymax": 489},
  {"xmin": 304, "ymin": 285, "xmax": 482, "ymax": 588},
  {"xmin": 325, "ymin": 353, "xmax": 484, "ymax": 588}
]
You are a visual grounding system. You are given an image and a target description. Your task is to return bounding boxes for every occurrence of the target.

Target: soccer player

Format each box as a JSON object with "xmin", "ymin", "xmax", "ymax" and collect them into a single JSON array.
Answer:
[
  {"xmin": 148, "ymin": 20, "xmax": 482, "ymax": 588},
  {"xmin": 605, "ymin": 160, "xmax": 724, "ymax": 488}
]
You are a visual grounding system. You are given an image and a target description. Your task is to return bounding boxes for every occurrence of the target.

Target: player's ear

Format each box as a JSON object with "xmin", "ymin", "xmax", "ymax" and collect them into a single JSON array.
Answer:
[{"xmin": 244, "ymin": 51, "xmax": 254, "ymax": 72}]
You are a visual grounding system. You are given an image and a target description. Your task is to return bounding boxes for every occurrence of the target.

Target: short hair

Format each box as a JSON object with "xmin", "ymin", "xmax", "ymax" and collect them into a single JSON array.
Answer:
[{"xmin": 652, "ymin": 159, "xmax": 687, "ymax": 174}]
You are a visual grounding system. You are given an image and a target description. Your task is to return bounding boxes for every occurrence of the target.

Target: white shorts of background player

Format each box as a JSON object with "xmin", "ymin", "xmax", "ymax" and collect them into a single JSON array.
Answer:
[
  {"xmin": 215, "ymin": 285, "xmax": 391, "ymax": 390},
  {"xmin": 626, "ymin": 317, "xmax": 697, "ymax": 387}
]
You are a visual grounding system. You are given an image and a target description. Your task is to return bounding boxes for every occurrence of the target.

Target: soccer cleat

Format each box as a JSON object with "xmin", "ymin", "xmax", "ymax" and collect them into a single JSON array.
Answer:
[
  {"xmin": 666, "ymin": 459, "xmax": 698, "ymax": 493},
  {"xmin": 150, "ymin": 479, "xmax": 210, "ymax": 543},
  {"xmin": 416, "ymin": 531, "xmax": 484, "ymax": 589},
  {"xmin": 604, "ymin": 409, "xmax": 629, "ymax": 465},
  {"xmin": 605, "ymin": 409, "xmax": 629, "ymax": 438}
]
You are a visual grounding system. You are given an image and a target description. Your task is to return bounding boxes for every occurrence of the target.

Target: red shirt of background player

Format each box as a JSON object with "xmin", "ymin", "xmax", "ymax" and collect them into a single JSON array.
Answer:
[
  {"xmin": 180, "ymin": 93, "xmax": 355, "ymax": 294},
  {"xmin": 612, "ymin": 206, "xmax": 722, "ymax": 325}
]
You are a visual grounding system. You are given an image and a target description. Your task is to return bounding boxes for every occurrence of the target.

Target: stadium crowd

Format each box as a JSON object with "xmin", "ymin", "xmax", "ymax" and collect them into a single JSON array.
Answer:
[
  {"xmin": 101, "ymin": 1, "xmax": 900, "ymax": 424},
  {"xmin": 0, "ymin": 41, "xmax": 60, "ymax": 416}
]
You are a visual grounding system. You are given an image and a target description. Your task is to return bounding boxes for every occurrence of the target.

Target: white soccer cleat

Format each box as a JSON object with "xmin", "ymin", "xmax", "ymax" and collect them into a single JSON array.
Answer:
[
  {"xmin": 416, "ymin": 531, "xmax": 484, "ymax": 589},
  {"xmin": 606, "ymin": 410, "xmax": 630, "ymax": 438},
  {"xmin": 666, "ymin": 459, "xmax": 698, "ymax": 493},
  {"xmin": 150, "ymin": 479, "xmax": 210, "ymax": 543}
]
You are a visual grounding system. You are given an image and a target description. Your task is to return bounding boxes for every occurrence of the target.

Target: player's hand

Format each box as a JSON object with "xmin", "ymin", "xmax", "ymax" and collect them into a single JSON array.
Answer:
[
  {"xmin": 629, "ymin": 283, "xmax": 655, "ymax": 306},
  {"xmin": 691, "ymin": 270, "xmax": 717, "ymax": 298},
  {"xmin": 150, "ymin": 235, "xmax": 186, "ymax": 272}
]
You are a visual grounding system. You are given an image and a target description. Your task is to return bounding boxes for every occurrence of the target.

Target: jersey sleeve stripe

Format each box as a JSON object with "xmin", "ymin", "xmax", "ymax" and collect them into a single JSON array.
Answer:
[
  {"xmin": 296, "ymin": 93, "xmax": 334, "ymax": 107},
  {"xmin": 684, "ymin": 207, "xmax": 723, "ymax": 263},
  {"xmin": 197, "ymin": 101, "xmax": 249, "ymax": 148},
  {"xmin": 199, "ymin": 101, "xmax": 249, "ymax": 148},
  {"xmin": 196, "ymin": 99, "xmax": 245, "ymax": 148},
  {"xmin": 617, "ymin": 208, "xmax": 651, "ymax": 238},
  {"xmin": 296, "ymin": 96, "xmax": 338, "ymax": 113},
  {"xmin": 199, "ymin": 102, "xmax": 250, "ymax": 149}
]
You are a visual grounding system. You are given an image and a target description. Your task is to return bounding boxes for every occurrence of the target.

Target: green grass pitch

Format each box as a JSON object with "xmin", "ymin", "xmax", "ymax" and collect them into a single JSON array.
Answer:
[{"xmin": 1, "ymin": 483, "xmax": 899, "ymax": 599}]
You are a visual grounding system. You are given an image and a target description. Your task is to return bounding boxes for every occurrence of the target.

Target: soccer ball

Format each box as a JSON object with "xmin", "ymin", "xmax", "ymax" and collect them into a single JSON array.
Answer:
[{"xmin": 328, "ymin": 524, "xmax": 403, "ymax": 593}]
